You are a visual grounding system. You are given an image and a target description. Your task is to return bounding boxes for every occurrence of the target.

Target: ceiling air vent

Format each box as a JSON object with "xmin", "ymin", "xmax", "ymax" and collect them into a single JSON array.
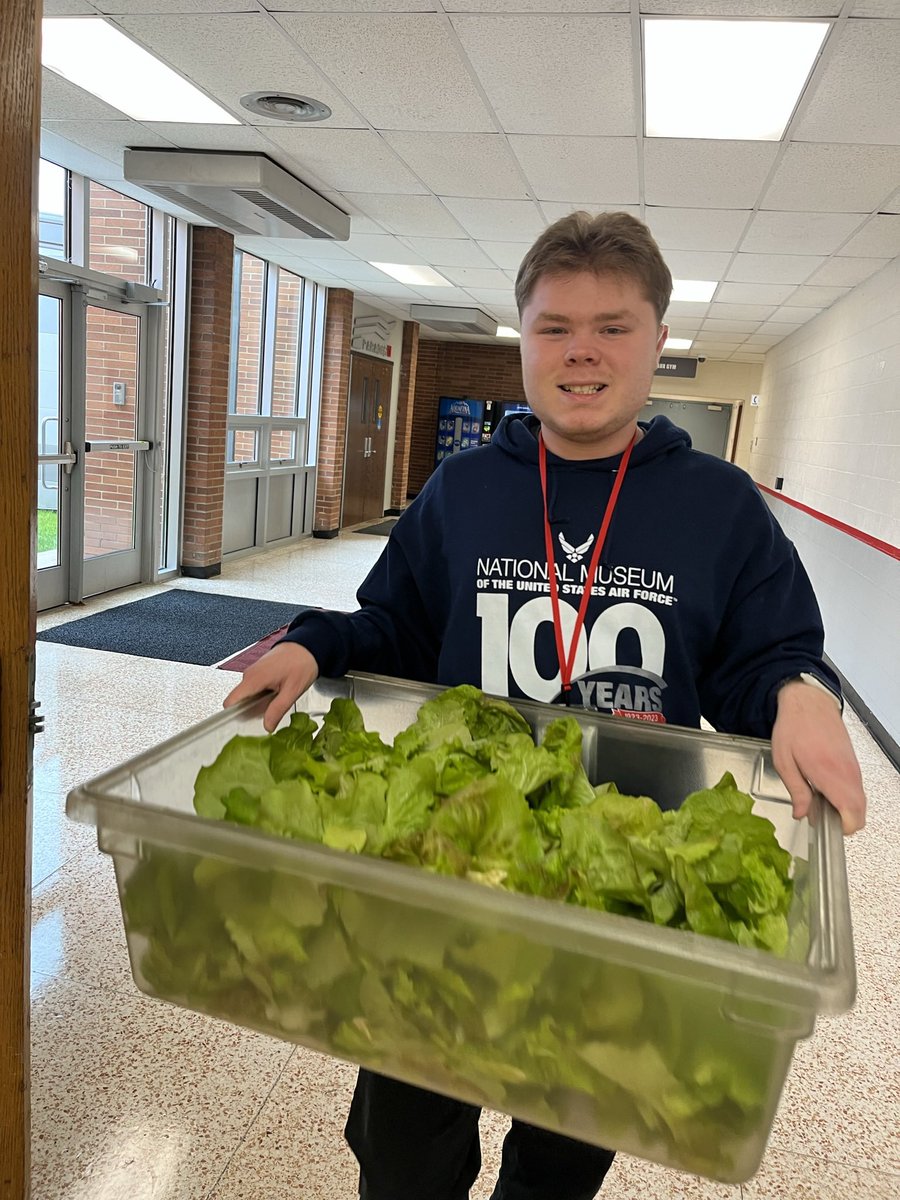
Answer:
[
  {"xmin": 409, "ymin": 305, "xmax": 498, "ymax": 337},
  {"xmin": 123, "ymin": 150, "xmax": 350, "ymax": 241}
]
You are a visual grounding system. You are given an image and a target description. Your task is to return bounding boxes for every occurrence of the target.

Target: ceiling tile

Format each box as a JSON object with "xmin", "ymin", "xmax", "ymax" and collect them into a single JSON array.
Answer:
[
  {"xmin": 260, "ymin": 0, "xmax": 435, "ymax": 9},
  {"xmin": 44, "ymin": 0, "xmax": 95, "ymax": 10},
  {"xmin": 408, "ymin": 286, "xmax": 474, "ymax": 303},
  {"xmin": 768, "ymin": 305, "xmax": 824, "ymax": 323},
  {"xmin": 714, "ymin": 282, "xmax": 796, "ymax": 305},
  {"xmin": 784, "ymin": 284, "xmax": 852, "ymax": 306},
  {"xmin": 441, "ymin": 197, "xmax": 546, "ymax": 240},
  {"xmin": 645, "ymin": 207, "xmax": 750, "ymax": 252},
  {"xmin": 478, "ymin": 241, "xmax": 532, "ymax": 270},
  {"xmin": 663, "ymin": 249, "xmax": 733, "ymax": 278},
  {"xmin": 444, "ymin": 1, "xmax": 628, "ymax": 10},
  {"xmin": 275, "ymin": 13, "xmax": 495, "ymax": 132},
  {"xmin": 757, "ymin": 320, "xmax": 803, "ymax": 335},
  {"xmin": 508, "ymin": 136, "xmax": 639, "ymax": 203},
  {"xmin": 742, "ymin": 335, "xmax": 788, "ymax": 348},
  {"xmin": 380, "ymin": 132, "xmax": 529, "ymax": 199},
  {"xmin": 261, "ymin": 129, "xmax": 428, "ymax": 195},
  {"xmin": 729, "ymin": 353, "xmax": 767, "ymax": 363},
  {"xmin": 804, "ymin": 256, "xmax": 891, "ymax": 286},
  {"xmin": 40, "ymin": 70, "xmax": 124, "ymax": 121},
  {"xmin": 143, "ymin": 124, "xmax": 274, "ymax": 153},
  {"xmin": 644, "ymin": 141, "xmax": 779, "ymax": 208},
  {"xmin": 464, "ymin": 286, "xmax": 517, "ymax": 305},
  {"xmin": 739, "ymin": 211, "xmax": 866, "ymax": 256},
  {"xmin": 451, "ymin": 14, "xmax": 635, "ymax": 136},
  {"xmin": 852, "ymin": 1, "xmax": 900, "ymax": 14},
  {"xmin": 320, "ymin": 194, "xmax": 386, "ymax": 236},
  {"xmin": 791, "ymin": 19, "xmax": 900, "ymax": 146},
  {"xmin": 342, "ymin": 233, "xmax": 426, "ymax": 262},
  {"xmin": 691, "ymin": 329, "xmax": 750, "ymax": 344},
  {"xmin": 41, "ymin": 120, "xmax": 175, "ymax": 165},
  {"xmin": 117, "ymin": 14, "xmax": 366, "ymax": 129},
  {"xmin": 340, "ymin": 194, "xmax": 466, "ymax": 238},
  {"xmin": 838, "ymin": 215, "xmax": 900, "ymax": 259},
  {"xmin": 664, "ymin": 301, "xmax": 710, "ymax": 319},
  {"xmin": 319, "ymin": 260, "xmax": 401, "ymax": 284},
  {"xmin": 690, "ymin": 342, "xmax": 742, "ymax": 355},
  {"xmin": 437, "ymin": 267, "xmax": 512, "ymax": 289},
  {"xmin": 539, "ymin": 202, "xmax": 642, "ymax": 223},
  {"xmin": 701, "ymin": 318, "xmax": 763, "ymax": 335},
  {"xmin": 97, "ymin": 0, "xmax": 257, "ymax": 9},
  {"xmin": 726, "ymin": 253, "xmax": 826, "ymax": 284},
  {"xmin": 257, "ymin": 237, "xmax": 355, "ymax": 261},
  {"xmin": 641, "ymin": 1, "xmax": 841, "ymax": 11},
  {"xmin": 398, "ymin": 238, "xmax": 495, "ymax": 268},
  {"xmin": 763, "ymin": 143, "xmax": 900, "ymax": 212},
  {"xmin": 706, "ymin": 303, "xmax": 776, "ymax": 322}
]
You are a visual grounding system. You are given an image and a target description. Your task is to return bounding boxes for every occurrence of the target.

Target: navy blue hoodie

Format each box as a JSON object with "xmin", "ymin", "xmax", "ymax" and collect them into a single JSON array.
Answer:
[{"xmin": 283, "ymin": 414, "xmax": 839, "ymax": 738}]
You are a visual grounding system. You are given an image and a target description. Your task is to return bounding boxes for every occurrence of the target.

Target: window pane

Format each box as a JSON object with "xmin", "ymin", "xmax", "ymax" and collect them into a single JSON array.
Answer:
[
  {"xmin": 273, "ymin": 269, "xmax": 302, "ymax": 419},
  {"xmin": 232, "ymin": 254, "xmax": 265, "ymax": 416},
  {"xmin": 227, "ymin": 429, "xmax": 259, "ymax": 465},
  {"xmin": 88, "ymin": 182, "xmax": 149, "ymax": 283},
  {"xmin": 270, "ymin": 428, "xmax": 297, "ymax": 463},
  {"xmin": 38, "ymin": 159, "xmax": 67, "ymax": 261}
]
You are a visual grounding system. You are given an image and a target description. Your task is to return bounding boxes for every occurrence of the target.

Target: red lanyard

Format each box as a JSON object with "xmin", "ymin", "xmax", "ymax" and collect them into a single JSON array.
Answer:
[{"xmin": 538, "ymin": 431, "xmax": 636, "ymax": 698}]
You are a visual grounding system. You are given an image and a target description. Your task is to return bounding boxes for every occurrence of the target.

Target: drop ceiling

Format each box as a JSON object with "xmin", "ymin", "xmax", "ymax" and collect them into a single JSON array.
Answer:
[{"xmin": 40, "ymin": 0, "xmax": 900, "ymax": 363}]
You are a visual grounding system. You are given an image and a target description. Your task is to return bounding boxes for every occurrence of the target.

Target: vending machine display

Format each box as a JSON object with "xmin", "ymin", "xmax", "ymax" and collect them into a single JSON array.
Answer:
[{"xmin": 434, "ymin": 397, "xmax": 485, "ymax": 467}]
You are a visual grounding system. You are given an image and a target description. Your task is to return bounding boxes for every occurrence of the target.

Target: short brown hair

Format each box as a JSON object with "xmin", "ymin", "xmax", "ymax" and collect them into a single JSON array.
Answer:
[{"xmin": 515, "ymin": 211, "xmax": 673, "ymax": 323}]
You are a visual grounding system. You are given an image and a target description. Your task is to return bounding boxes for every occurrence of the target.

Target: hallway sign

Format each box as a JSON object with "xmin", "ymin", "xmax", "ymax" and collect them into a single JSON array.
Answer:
[{"xmin": 655, "ymin": 356, "xmax": 698, "ymax": 379}]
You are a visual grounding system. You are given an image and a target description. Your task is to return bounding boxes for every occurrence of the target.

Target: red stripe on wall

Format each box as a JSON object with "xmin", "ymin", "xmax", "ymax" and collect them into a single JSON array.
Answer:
[{"xmin": 757, "ymin": 484, "xmax": 900, "ymax": 562}]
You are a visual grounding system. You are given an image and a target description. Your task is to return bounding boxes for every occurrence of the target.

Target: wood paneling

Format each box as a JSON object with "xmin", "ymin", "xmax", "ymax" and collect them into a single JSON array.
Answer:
[{"xmin": 0, "ymin": 0, "xmax": 39, "ymax": 1193}]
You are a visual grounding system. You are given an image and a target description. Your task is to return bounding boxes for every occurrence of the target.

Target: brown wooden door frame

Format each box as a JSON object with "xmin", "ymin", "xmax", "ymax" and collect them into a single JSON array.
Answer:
[{"xmin": 1, "ymin": 0, "xmax": 39, "ymax": 1194}]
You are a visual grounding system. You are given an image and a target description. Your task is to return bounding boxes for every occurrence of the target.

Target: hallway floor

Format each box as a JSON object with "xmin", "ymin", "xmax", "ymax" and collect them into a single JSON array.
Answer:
[{"xmin": 31, "ymin": 533, "xmax": 900, "ymax": 1200}]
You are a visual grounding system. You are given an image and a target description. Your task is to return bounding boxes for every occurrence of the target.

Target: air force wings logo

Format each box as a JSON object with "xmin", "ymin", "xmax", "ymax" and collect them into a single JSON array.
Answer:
[{"xmin": 559, "ymin": 531, "xmax": 594, "ymax": 563}]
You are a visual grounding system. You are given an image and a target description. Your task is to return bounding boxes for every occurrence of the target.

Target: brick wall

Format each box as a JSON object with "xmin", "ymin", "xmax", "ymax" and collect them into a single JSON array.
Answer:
[
  {"xmin": 181, "ymin": 226, "xmax": 234, "ymax": 576},
  {"xmin": 314, "ymin": 288, "xmax": 353, "ymax": 534},
  {"xmin": 88, "ymin": 183, "xmax": 148, "ymax": 283},
  {"xmin": 390, "ymin": 320, "xmax": 419, "ymax": 509},
  {"xmin": 234, "ymin": 253, "xmax": 264, "ymax": 417},
  {"xmin": 407, "ymin": 338, "xmax": 525, "ymax": 495}
]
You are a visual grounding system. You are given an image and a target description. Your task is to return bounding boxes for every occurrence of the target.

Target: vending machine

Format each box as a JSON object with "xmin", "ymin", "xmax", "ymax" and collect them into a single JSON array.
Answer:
[{"xmin": 434, "ymin": 396, "xmax": 485, "ymax": 467}]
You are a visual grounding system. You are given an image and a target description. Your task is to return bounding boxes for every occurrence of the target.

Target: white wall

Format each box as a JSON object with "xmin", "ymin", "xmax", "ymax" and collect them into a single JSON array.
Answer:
[{"xmin": 748, "ymin": 257, "xmax": 900, "ymax": 745}]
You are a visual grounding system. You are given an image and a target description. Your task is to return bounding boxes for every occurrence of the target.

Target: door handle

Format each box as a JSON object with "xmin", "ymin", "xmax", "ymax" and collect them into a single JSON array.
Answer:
[{"xmin": 84, "ymin": 439, "xmax": 152, "ymax": 453}]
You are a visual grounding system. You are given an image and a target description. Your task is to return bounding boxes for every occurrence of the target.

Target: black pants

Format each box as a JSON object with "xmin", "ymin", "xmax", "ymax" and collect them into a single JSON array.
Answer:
[{"xmin": 345, "ymin": 1070, "xmax": 616, "ymax": 1200}]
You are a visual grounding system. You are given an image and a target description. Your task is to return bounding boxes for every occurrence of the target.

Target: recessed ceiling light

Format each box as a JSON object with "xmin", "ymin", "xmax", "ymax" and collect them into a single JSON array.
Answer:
[
  {"xmin": 496, "ymin": 326, "xmax": 520, "ymax": 339},
  {"xmin": 370, "ymin": 263, "xmax": 452, "ymax": 287},
  {"xmin": 42, "ymin": 18, "xmax": 238, "ymax": 124},
  {"xmin": 671, "ymin": 279, "xmax": 717, "ymax": 303},
  {"xmin": 644, "ymin": 18, "xmax": 829, "ymax": 141},
  {"xmin": 664, "ymin": 337, "xmax": 694, "ymax": 351},
  {"xmin": 240, "ymin": 92, "xmax": 331, "ymax": 123}
]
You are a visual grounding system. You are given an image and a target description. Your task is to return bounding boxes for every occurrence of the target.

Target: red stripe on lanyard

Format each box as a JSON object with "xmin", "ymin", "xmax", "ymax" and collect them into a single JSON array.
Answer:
[{"xmin": 538, "ymin": 430, "xmax": 636, "ymax": 697}]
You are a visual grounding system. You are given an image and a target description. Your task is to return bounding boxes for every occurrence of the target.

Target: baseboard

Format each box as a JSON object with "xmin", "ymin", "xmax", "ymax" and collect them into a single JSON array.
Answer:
[
  {"xmin": 313, "ymin": 528, "xmax": 340, "ymax": 540},
  {"xmin": 384, "ymin": 507, "xmax": 405, "ymax": 516},
  {"xmin": 826, "ymin": 655, "xmax": 900, "ymax": 772},
  {"xmin": 181, "ymin": 562, "xmax": 221, "ymax": 579}
]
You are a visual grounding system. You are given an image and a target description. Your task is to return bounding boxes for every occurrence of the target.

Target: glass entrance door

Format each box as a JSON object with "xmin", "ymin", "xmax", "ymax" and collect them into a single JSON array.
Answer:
[
  {"xmin": 36, "ymin": 285, "xmax": 73, "ymax": 610},
  {"xmin": 36, "ymin": 282, "xmax": 154, "ymax": 610},
  {"xmin": 78, "ymin": 300, "xmax": 149, "ymax": 598}
]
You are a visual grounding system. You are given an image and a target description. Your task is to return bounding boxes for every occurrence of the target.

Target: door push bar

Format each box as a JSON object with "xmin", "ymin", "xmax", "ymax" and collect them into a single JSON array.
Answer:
[{"xmin": 84, "ymin": 439, "xmax": 152, "ymax": 453}]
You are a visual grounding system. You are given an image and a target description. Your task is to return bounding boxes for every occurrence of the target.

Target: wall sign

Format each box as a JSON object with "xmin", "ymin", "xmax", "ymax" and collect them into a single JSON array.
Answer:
[
  {"xmin": 351, "ymin": 314, "xmax": 395, "ymax": 359},
  {"xmin": 655, "ymin": 356, "xmax": 698, "ymax": 379}
]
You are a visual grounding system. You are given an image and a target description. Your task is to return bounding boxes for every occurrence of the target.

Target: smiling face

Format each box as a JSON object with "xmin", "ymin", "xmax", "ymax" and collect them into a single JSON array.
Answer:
[{"xmin": 519, "ymin": 270, "xmax": 669, "ymax": 460}]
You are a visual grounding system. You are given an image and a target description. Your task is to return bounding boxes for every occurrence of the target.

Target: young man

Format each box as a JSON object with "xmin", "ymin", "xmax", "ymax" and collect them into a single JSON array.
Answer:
[{"xmin": 225, "ymin": 212, "xmax": 866, "ymax": 1200}]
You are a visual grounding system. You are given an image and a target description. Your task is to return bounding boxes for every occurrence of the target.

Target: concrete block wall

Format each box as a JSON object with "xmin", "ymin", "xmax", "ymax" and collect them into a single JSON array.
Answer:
[{"xmin": 749, "ymin": 255, "xmax": 900, "ymax": 746}]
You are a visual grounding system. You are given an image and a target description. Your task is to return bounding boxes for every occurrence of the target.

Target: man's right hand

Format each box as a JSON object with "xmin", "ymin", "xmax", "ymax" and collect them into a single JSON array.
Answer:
[{"xmin": 223, "ymin": 641, "xmax": 320, "ymax": 732}]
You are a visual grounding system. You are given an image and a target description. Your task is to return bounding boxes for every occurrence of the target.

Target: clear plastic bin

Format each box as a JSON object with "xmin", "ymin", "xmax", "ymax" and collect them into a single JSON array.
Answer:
[{"xmin": 66, "ymin": 672, "xmax": 855, "ymax": 1183}]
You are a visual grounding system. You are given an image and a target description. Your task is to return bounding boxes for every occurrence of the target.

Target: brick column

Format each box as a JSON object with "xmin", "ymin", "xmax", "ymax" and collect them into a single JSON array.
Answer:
[
  {"xmin": 181, "ymin": 226, "xmax": 234, "ymax": 577},
  {"xmin": 389, "ymin": 320, "xmax": 419, "ymax": 511},
  {"xmin": 407, "ymin": 338, "xmax": 441, "ymax": 496},
  {"xmin": 313, "ymin": 288, "xmax": 353, "ymax": 536}
]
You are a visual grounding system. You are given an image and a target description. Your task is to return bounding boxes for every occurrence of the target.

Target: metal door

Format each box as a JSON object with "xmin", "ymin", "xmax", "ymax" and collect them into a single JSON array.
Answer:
[{"xmin": 36, "ymin": 281, "xmax": 155, "ymax": 609}]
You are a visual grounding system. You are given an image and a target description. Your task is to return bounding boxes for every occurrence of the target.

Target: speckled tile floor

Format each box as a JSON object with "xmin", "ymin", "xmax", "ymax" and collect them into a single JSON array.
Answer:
[{"xmin": 31, "ymin": 533, "xmax": 900, "ymax": 1200}]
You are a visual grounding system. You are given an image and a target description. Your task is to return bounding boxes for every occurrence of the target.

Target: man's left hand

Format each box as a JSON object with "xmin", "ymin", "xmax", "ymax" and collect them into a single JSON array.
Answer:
[{"xmin": 771, "ymin": 680, "xmax": 866, "ymax": 835}]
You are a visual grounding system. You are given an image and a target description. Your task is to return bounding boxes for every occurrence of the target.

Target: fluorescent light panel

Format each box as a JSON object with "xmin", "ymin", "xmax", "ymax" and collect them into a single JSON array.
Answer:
[
  {"xmin": 42, "ymin": 18, "xmax": 238, "ymax": 124},
  {"xmin": 644, "ymin": 19, "xmax": 829, "ymax": 141},
  {"xmin": 664, "ymin": 337, "xmax": 694, "ymax": 351},
  {"xmin": 496, "ymin": 326, "xmax": 520, "ymax": 339},
  {"xmin": 370, "ymin": 263, "xmax": 452, "ymax": 287},
  {"xmin": 671, "ymin": 279, "xmax": 717, "ymax": 303}
]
